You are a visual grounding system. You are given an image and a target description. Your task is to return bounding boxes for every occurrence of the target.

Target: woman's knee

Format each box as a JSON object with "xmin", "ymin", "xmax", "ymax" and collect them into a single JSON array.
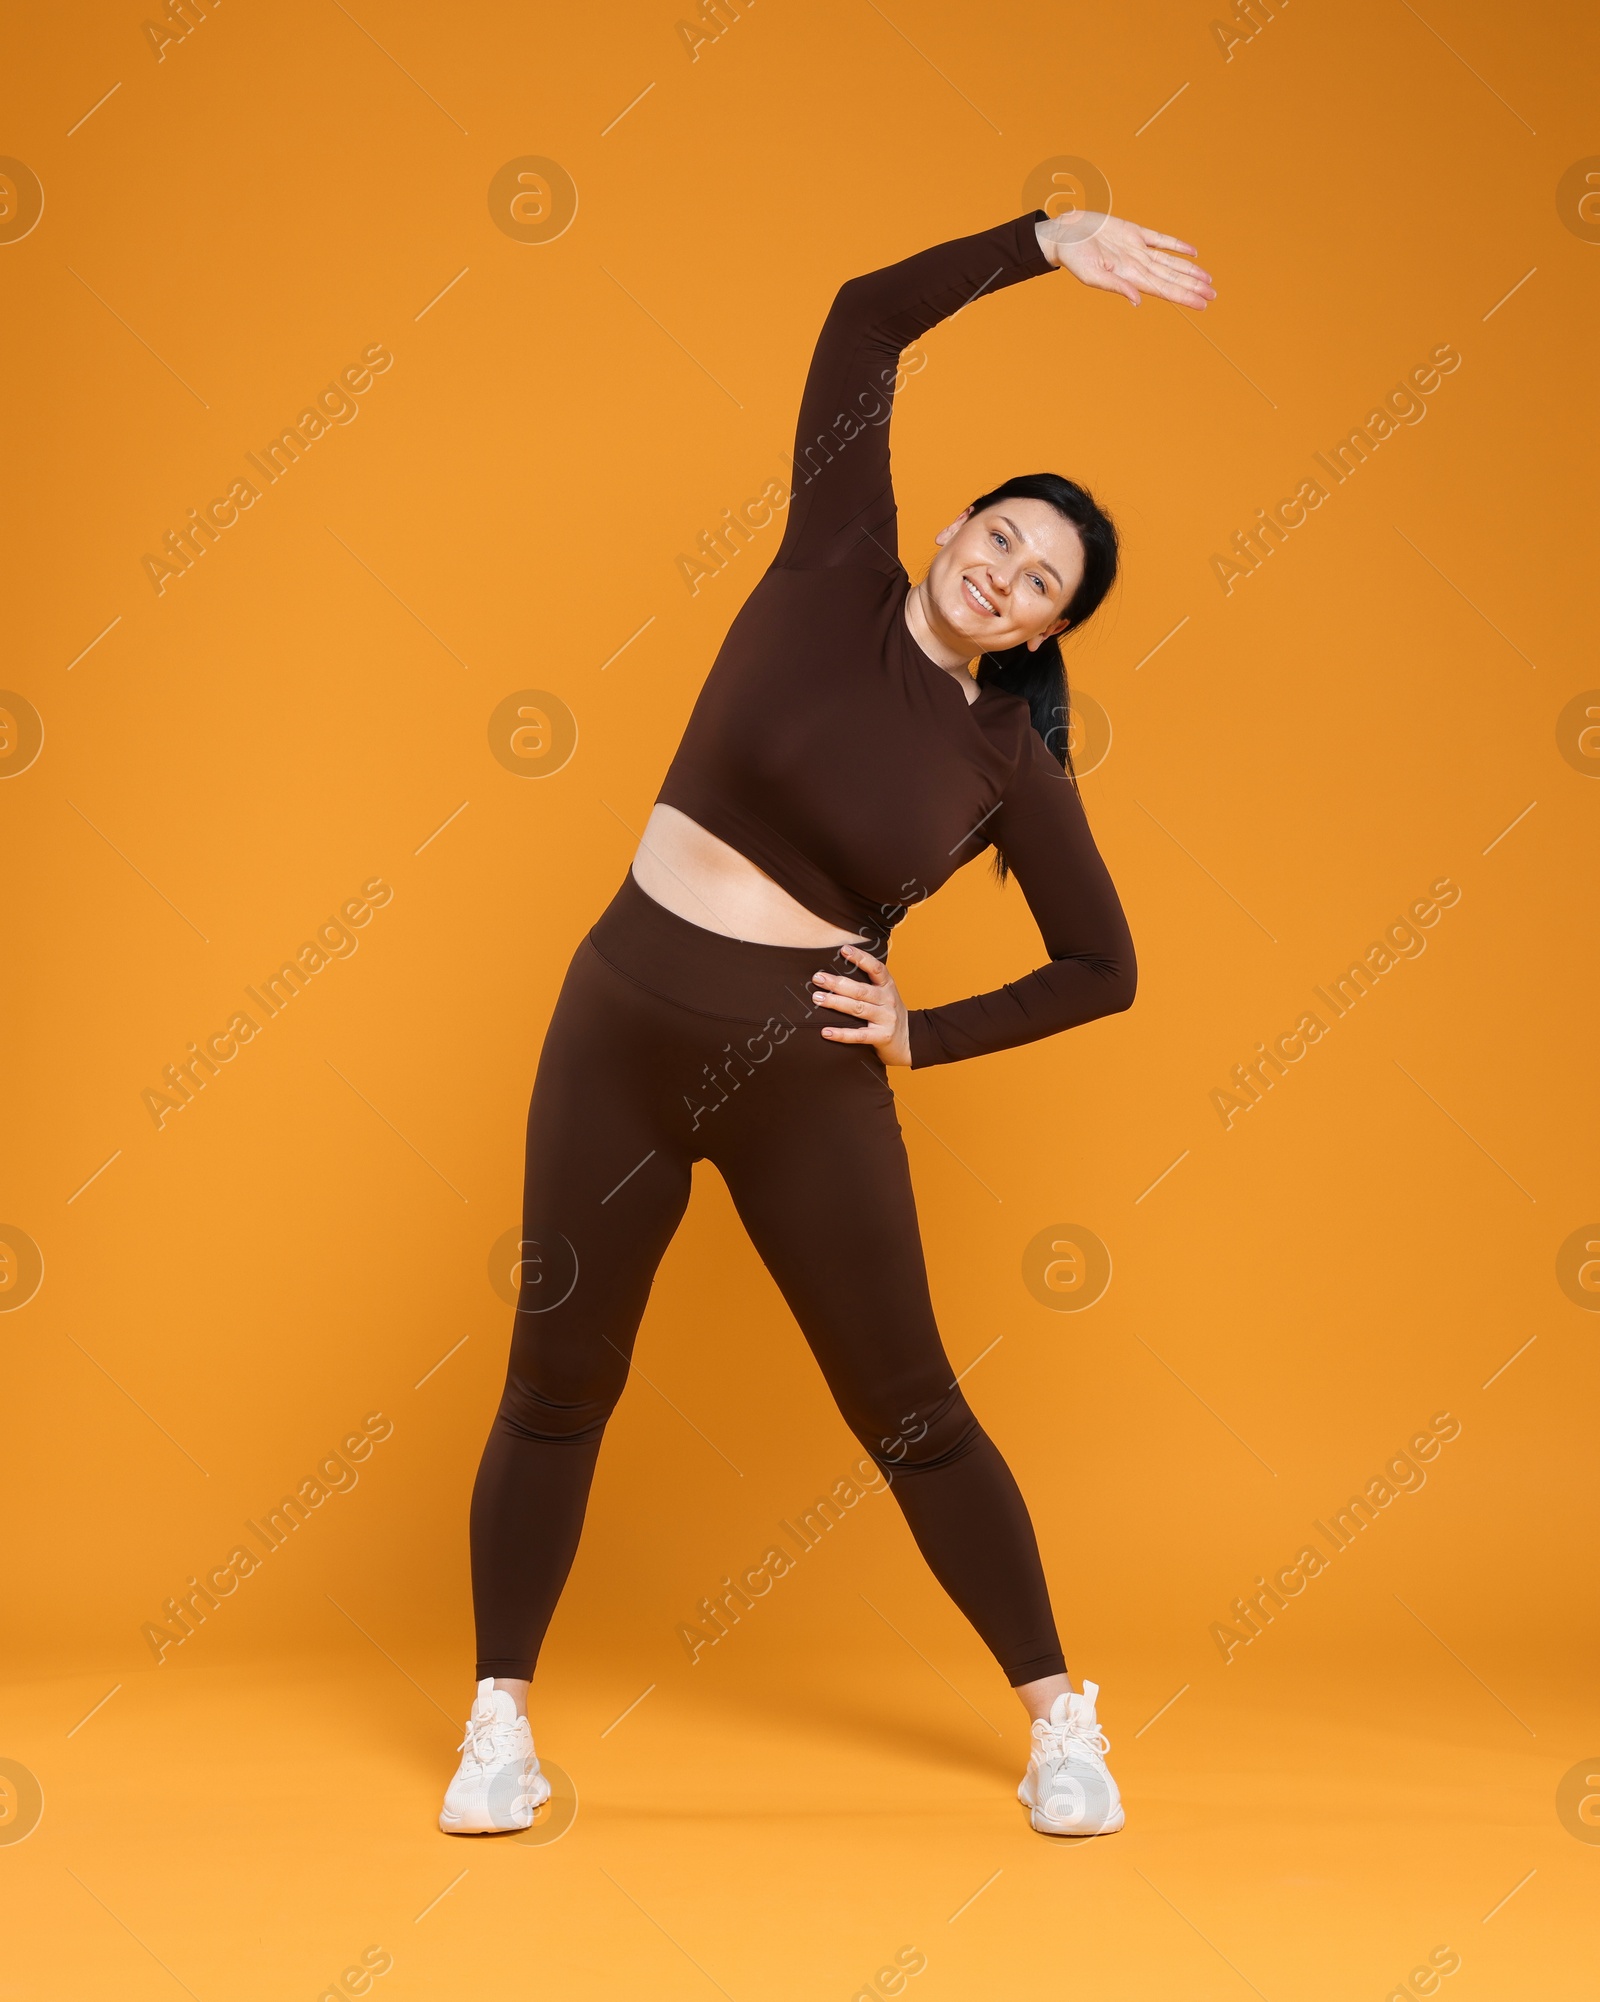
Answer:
[
  {"xmin": 857, "ymin": 1386, "xmax": 983, "ymax": 1476},
  {"xmin": 493, "ymin": 1352, "xmax": 628, "ymax": 1446}
]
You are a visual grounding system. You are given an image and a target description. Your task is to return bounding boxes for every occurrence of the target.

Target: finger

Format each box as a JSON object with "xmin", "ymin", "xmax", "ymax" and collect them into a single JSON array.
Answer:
[
  {"xmin": 813, "ymin": 989, "xmax": 883, "ymax": 1019},
  {"xmin": 1139, "ymin": 250, "xmax": 1215, "ymax": 291},
  {"xmin": 1148, "ymin": 248, "xmax": 1214, "ymax": 284},
  {"xmin": 1132, "ymin": 265, "xmax": 1214, "ymax": 307},
  {"xmin": 1086, "ymin": 264, "xmax": 1142, "ymax": 307},
  {"xmin": 821, "ymin": 1021, "xmax": 885, "ymax": 1043},
  {"xmin": 1131, "ymin": 247, "xmax": 1213, "ymax": 290},
  {"xmin": 1137, "ymin": 227, "xmax": 1198, "ymax": 255},
  {"xmin": 838, "ymin": 947, "xmax": 889, "ymax": 986},
  {"xmin": 812, "ymin": 972, "xmax": 876, "ymax": 1001}
]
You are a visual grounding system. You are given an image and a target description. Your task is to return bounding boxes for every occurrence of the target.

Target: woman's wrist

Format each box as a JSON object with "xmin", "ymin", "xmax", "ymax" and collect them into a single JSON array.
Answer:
[{"xmin": 1033, "ymin": 217, "xmax": 1064, "ymax": 269}]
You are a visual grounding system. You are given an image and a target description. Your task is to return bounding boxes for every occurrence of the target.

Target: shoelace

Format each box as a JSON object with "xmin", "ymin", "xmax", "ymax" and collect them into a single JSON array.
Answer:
[
  {"xmin": 457, "ymin": 1711, "xmax": 521, "ymax": 1770},
  {"xmin": 1037, "ymin": 1713, "xmax": 1111, "ymax": 1770}
]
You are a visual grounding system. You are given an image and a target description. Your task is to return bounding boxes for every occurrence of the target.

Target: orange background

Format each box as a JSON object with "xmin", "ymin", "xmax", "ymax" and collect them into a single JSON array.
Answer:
[{"xmin": 3, "ymin": 1, "xmax": 1597, "ymax": 1995}]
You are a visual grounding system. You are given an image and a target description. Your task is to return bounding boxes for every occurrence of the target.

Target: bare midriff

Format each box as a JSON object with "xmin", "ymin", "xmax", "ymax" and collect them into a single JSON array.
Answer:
[{"xmin": 630, "ymin": 803, "xmax": 865, "ymax": 949}]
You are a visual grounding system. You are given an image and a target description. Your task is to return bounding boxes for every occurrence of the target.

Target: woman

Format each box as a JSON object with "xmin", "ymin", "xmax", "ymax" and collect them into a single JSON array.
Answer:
[{"xmin": 441, "ymin": 201, "xmax": 1214, "ymax": 1839}]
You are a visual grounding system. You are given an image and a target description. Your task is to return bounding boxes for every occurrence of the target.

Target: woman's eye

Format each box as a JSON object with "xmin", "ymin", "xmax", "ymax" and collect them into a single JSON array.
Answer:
[{"xmin": 991, "ymin": 531, "xmax": 1006, "ymax": 547}]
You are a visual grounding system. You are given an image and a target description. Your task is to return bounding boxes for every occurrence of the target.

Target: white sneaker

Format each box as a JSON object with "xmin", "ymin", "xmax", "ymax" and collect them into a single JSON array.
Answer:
[
  {"xmin": 439, "ymin": 1678, "xmax": 551, "ymax": 1835},
  {"xmin": 1017, "ymin": 1680, "xmax": 1124, "ymax": 1837}
]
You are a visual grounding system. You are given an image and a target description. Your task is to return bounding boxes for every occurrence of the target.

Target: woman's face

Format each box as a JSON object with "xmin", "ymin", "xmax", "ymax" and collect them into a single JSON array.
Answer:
[{"xmin": 925, "ymin": 498, "xmax": 1085, "ymax": 654}]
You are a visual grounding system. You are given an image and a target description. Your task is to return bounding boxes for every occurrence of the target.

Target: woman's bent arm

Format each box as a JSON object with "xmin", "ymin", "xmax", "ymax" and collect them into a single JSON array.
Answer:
[{"xmin": 906, "ymin": 735, "xmax": 1136, "ymax": 1068}]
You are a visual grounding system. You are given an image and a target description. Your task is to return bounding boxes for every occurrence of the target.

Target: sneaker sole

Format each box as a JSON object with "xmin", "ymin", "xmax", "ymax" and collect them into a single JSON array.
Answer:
[
  {"xmin": 1027, "ymin": 1807, "xmax": 1124, "ymax": 1837},
  {"xmin": 439, "ymin": 1782, "xmax": 553, "ymax": 1836}
]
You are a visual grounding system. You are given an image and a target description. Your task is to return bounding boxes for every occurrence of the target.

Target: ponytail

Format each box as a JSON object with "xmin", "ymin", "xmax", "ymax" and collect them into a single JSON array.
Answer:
[{"xmin": 965, "ymin": 473, "xmax": 1119, "ymax": 879}]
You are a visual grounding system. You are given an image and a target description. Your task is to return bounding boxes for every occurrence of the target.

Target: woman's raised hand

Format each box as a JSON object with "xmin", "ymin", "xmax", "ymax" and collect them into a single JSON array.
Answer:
[
  {"xmin": 1036, "ymin": 212, "xmax": 1215, "ymax": 310},
  {"xmin": 811, "ymin": 946, "xmax": 912, "ymax": 1068}
]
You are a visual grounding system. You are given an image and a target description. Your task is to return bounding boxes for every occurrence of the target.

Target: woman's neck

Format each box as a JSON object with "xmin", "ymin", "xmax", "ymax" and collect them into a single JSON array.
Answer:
[{"xmin": 904, "ymin": 578, "xmax": 980, "ymax": 689}]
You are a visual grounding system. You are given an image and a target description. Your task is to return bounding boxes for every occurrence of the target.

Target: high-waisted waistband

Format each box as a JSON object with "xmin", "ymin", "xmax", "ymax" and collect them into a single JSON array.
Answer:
[{"xmin": 587, "ymin": 869, "xmax": 884, "ymax": 1022}]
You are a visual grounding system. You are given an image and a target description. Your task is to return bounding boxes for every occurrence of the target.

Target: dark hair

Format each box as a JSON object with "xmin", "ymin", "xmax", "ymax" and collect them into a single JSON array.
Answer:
[{"xmin": 957, "ymin": 472, "xmax": 1118, "ymax": 879}]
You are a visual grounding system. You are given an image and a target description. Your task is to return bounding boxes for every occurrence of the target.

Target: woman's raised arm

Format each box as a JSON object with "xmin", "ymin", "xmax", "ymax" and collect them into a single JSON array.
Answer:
[
  {"xmin": 771, "ymin": 208, "xmax": 1213, "ymax": 575},
  {"xmin": 771, "ymin": 211, "xmax": 1057, "ymax": 574}
]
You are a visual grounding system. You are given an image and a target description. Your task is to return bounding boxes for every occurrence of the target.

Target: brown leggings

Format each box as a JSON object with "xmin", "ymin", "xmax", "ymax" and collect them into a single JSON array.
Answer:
[{"xmin": 470, "ymin": 871, "xmax": 1066, "ymax": 1686}]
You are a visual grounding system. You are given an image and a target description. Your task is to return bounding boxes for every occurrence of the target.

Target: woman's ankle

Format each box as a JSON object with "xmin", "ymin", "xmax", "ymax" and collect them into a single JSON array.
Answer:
[
  {"xmin": 490, "ymin": 1676, "xmax": 531, "ymax": 1719},
  {"xmin": 1013, "ymin": 1671, "xmax": 1073, "ymax": 1723}
]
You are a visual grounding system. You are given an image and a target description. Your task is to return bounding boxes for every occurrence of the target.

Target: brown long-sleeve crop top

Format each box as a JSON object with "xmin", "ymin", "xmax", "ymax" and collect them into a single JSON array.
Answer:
[{"xmin": 655, "ymin": 208, "xmax": 1137, "ymax": 1069}]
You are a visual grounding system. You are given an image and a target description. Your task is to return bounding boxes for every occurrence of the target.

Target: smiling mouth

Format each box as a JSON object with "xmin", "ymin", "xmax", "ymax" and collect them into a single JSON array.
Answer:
[{"xmin": 962, "ymin": 576, "xmax": 1000, "ymax": 617}]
